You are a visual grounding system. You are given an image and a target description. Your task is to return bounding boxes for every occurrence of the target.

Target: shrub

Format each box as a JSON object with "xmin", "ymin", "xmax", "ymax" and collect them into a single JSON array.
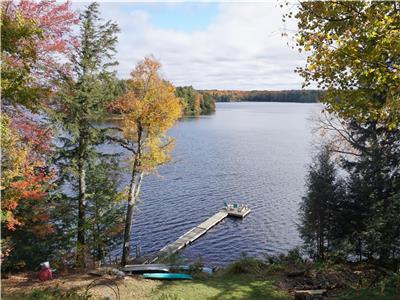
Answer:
[{"xmin": 225, "ymin": 253, "xmax": 266, "ymax": 275}]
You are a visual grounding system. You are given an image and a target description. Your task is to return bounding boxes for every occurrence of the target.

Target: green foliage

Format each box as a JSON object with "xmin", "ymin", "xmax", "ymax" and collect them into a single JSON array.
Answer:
[
  {"xmin": 277, "ymin": 248, "xmax": 306, "ymax": 267},
  {"xmin": 1, "ymin": 11, "xmax": 43, "ymax": 106},
  {"xmin": 299, "ymin": 145, "xmax": 343, "ymax": 261},
  {"xmin": 293, "ymin": 1, "xmax": 400, "ymax": 128},
  {"xmin": 339, "ymin": 271, "xmax": 400, "ymax": 300},
  {"xmin": 53, "ymin": 2, "xmax": 120, "ymax": 267},
  {"xmin": 86, "ymin": 159, "xmax": 125, "ymax": 262},
  {"xmin": 300, "ymin": 125, "xmax": 400, "ymax": 266},
  {"xmin": 225, "ymin": 253, "xmax": 267, "ymax": 275},
  {"xmin": 175, "ymin": 86, "xmax": 215, "ymax": 115},
  {"xmin": 199, "ymin": 92, "xmax": 216, "ymax": 114},
  {"xmin": 294, "ymin": 2, "xmax": 400, "ymax": 267},
  {"xmin": 337, "ymin": 122, "xmax": 400, "ymax": 265}
]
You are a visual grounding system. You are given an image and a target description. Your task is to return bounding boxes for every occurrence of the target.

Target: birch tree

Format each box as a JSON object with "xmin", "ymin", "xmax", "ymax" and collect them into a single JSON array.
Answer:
[{"xmin": 111, "ymin": 57, "xmax": 182, "ymax": 265}]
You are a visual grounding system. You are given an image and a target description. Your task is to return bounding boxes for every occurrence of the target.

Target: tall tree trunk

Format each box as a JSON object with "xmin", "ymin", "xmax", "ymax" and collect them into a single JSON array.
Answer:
[
  {"xmin": 121, "ymin": 127, "xmax": 143, "ymax": 266},
  {"xmin": 121, "ymin": 161, "xmax": 143, "ymax": 266},
  {"xmin": 77, "ymin": 157, "xmax": 87, "ymax": 267}
]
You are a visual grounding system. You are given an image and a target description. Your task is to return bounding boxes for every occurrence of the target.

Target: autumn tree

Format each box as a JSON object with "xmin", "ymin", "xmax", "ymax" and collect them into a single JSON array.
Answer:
[
  {"xmin": 1, "ymin": 0, "xmax": 77, "ymax": 107},
  {"xmin": 54, "ymin": 2, "xmax": 119, "ymax": 267},
  {"xmin": 1, "ymin": 111, "xmax": 56, "ymax": 269},
  {"xmin": 110, "ymin": 57, "xmax": 182, "ymax": 265},
  {"xmin": 1, "ymin": 0, "xmax": 77, "ymax": 267}
]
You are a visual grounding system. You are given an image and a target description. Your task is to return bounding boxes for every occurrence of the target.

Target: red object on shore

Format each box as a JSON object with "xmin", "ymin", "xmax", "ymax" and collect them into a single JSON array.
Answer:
[{"xmin": 38, "ymin": 267, "xmax": 52, "ymax": 281}]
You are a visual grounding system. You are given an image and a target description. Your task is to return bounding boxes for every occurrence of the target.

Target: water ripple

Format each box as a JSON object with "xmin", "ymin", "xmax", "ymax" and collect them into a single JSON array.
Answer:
[{"xmin": 113, "ymin": 103, "xmax": 320, "ymax": 265}]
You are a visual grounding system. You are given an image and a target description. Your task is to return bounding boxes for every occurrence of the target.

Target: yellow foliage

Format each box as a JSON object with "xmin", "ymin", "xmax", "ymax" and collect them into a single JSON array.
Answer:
[{"xmin": 117, "ymin": 57, "xmax": 182, "ymax": 173}]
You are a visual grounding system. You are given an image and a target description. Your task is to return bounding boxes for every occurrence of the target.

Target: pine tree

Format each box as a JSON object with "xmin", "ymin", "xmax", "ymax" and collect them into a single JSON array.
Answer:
[
  {"xmin": 86, "ymin": 158, "xmax": 124, "ymax": 263},
  {"xmin": 339, "ymin": 121, "xmax": 400, "ymax": 263},
  {"xmin": 299, "ymin": 145, "xmax": 342, "ymax": 260},
  {"xmin": 53, "ymin": 2, "xmax": 119, "ymax": 267}
]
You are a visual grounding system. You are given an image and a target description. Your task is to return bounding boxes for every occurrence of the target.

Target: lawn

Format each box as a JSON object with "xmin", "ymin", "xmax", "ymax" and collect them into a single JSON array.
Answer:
[
  {"xmin": 150, "ymin": 274, "xmax": 289, "ymax": 300},
  {"xmin": 1, "ymin": 273, "xmax": 290, "ymax": 300}
]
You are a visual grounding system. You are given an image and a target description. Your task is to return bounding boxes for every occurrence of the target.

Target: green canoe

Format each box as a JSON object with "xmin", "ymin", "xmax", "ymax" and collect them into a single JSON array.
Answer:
[{"xmin": 143, "ymin": 273, "xmax": 193, "ymax": 280}]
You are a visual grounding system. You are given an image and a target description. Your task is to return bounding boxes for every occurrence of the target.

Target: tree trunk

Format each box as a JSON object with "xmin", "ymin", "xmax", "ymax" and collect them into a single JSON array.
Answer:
[
  {"xmin": 77, "ymin": 158, "xmax": 87, "ymax": 267},
  {"xmin": 121, "ymin": 163, "xmax": 143, "ymax": 266}
]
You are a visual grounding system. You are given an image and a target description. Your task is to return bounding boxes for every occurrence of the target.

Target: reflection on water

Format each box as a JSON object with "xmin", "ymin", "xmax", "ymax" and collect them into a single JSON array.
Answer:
[{"xmin": 112, "ymin": 102, "xmax": 321, "ymax": 265}]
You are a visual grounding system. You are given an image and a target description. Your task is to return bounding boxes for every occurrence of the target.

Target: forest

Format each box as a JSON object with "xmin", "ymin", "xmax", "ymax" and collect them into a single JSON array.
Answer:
[{"xmin": 202, "ymin": 89, "xmax": 322, "ymax": 103}]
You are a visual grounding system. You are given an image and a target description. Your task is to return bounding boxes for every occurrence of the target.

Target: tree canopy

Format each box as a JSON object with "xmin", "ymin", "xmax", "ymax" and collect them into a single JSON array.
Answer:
[{"xmin": 294, "ymin": 1, "xmax": 400, "ymax": 128}]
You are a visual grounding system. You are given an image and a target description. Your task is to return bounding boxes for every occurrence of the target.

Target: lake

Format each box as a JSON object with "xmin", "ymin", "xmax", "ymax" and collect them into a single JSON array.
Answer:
[{"xmin": 116, "ymin": 102, "xmax": 322, "ymax": 266}]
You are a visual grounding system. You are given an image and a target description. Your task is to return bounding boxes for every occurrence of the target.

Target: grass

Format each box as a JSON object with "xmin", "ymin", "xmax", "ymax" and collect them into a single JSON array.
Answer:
[
  {"xmin": 150, "ymin": 274, "xmax": 289, "ymax": 300},
  {"xmin": 2, "ymin": 273, "xmax": 289, "ymax": 300},
  {"xmin": 3, "ymin": 256, "xmax": 398, "ymax": 300}
]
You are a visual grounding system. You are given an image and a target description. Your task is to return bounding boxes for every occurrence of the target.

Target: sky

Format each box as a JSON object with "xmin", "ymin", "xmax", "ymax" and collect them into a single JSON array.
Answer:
[{"xmin": 74, "ymin": 1, "xmax": 304, "ymax": 90}]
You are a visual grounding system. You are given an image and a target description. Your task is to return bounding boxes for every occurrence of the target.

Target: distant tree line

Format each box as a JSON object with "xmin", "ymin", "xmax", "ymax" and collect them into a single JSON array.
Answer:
[{"xmin": 202, "ymin": 89, "xmax": 323, "ymax": 103}]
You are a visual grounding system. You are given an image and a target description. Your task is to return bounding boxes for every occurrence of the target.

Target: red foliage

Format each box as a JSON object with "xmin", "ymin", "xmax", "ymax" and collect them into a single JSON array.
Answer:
[
  {"xmin": 4, "ymin": 0, "xmax": 79, "ymax": 90},
  {"xmin": 11, "ymin": 113, "xmax": 53, "ymax": 157},
  {"xmin": 3, "ymin": 111, "xmax": 56, "ymax": 234}
]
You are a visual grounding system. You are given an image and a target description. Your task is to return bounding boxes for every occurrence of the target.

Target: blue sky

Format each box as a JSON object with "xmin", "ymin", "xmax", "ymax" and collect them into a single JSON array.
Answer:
[
  {"xmin": 74, "ymin": 2, "xmax": 304, "ymax": 90},
  {"xmin": 138, "ymin": 3, "xmax": 219, "ymax": 33}
]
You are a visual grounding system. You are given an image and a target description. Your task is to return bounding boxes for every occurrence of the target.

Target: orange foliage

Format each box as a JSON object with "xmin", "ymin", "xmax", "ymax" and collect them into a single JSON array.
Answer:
[{"xmin": 1, "ymin": 112, "xmax": 55, "ymax": 232}]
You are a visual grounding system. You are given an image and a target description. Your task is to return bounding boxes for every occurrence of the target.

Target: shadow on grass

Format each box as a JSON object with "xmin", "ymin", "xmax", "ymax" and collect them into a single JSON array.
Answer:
[{"xmin": 151, "ymin": 274, "xmax": 289, "ymax": 300}]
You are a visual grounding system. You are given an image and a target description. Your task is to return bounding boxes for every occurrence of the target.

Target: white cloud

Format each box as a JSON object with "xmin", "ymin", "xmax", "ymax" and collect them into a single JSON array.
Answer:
[{"xmin": 98, "ymin": 2, "xmax": 305, "ymax": 90}]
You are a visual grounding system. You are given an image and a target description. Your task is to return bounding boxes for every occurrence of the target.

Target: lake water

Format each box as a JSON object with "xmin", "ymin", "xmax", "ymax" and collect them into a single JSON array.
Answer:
[{"xmin": 117, "ymin": 102, "xmax": 322, "ymax": 266}]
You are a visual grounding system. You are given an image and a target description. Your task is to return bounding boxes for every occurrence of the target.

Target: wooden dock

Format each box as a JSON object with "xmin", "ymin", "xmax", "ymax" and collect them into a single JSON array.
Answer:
[
  {"xmin": 129, "ymin": 206, "xmax": 251, "ymax": 264},
  {"xmin": 158, "ymin": 210, "xmax": 229, "ymax": 256}
]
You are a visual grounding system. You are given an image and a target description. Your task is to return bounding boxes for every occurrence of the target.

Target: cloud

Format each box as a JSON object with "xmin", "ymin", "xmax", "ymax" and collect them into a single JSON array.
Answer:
[{"xmin": 97, "ymin": 2, "xmax": 305, "ymax": 90}]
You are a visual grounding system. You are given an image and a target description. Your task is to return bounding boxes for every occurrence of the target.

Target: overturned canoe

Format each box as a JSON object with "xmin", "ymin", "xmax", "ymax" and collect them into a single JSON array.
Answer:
[
  {"xmin": 123, "ymin": 264, "xmax": 213, "ymax": 275},
  {"xmin": 143, "ymin": 273, "xmax": 193, "ymax": 280},
  {"xmin": 123, "ymin": 264, "xmax": 170, "ymax": 274}
]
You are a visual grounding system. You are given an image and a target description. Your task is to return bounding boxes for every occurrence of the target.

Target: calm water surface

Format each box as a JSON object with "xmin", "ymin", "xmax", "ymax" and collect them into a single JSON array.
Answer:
[{"xmin": 116, "ymin": 102, "xmax": 321, "ymax": 265}]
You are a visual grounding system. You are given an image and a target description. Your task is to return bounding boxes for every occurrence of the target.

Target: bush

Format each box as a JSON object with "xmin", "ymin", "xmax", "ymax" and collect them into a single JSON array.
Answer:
[{"xmin": 225, "ymin": 253, "xmax": 266, "ymax": 275}]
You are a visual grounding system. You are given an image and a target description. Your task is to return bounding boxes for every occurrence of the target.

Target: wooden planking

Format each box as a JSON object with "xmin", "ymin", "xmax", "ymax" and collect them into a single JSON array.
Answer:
[
  {"xmin": 158, "ymin": 210, "xmax": 228, "ymax": 256},
  {"xmin": 198, "ymin": 211, "xmax": 229, "ymax": 229},
  {"xmin": 133, "ymin": 208, "xmax": 251, "ymax": 264}
]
